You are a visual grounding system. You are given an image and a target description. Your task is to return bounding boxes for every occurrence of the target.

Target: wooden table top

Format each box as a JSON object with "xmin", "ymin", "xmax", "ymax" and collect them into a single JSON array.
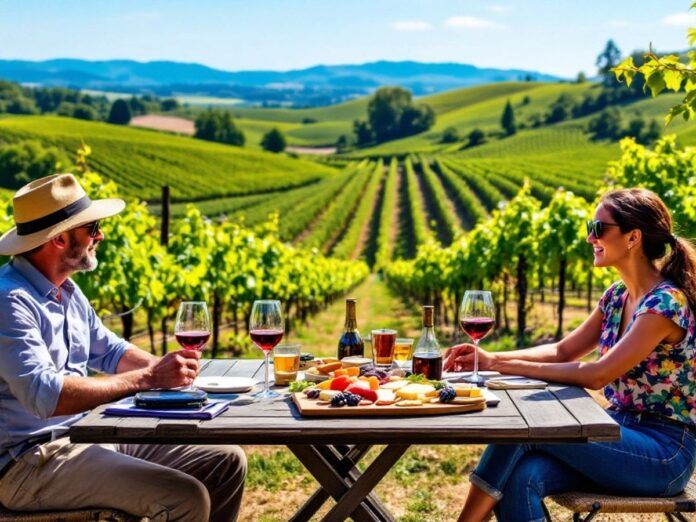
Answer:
[{"xmin": 70, "ymin": 359, "xmax": 620, "ymax": 446}]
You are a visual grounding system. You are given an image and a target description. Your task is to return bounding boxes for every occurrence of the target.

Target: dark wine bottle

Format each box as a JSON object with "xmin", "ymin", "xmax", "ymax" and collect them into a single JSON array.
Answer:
[
  {"xmin": 413, "ymin": 305, "xmax": 442, "ymax": 380},
  {"xmin": 337, "ymin": 298, "xmax": 364, "ymax": 360}
]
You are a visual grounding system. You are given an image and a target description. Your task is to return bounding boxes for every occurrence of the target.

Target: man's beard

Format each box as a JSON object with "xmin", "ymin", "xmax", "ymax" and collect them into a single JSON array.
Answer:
[{"xmin": 61, "ymin": 232, "xmax": 99, "ymax": 272}]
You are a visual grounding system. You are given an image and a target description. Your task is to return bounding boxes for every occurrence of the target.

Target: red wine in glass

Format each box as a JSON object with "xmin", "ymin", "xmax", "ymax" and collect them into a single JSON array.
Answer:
[
  {"xmin": 412, "ymin": 353, "xmax": 443, "ymax": 380},
  {"xmin": 460, "ymin": 318, "xmax": 495, "ymax": 342},
  {"xmin": 249, "ymin": 300, "xmax": 284, "ymax": 400},
  {"xmin": 174, "ymin": 301, "xmax": 211, "ymax": 390},
  {"xmin": 459, "ymin": 290, "xmax": 495, "ymax": 384},
  {"xmin": 175, "ymin": 330, "xmax": 211, "ymax": 351},
  {"xmin": 250, "ymin": 328, "xmax": 284, "ymax": 352}
]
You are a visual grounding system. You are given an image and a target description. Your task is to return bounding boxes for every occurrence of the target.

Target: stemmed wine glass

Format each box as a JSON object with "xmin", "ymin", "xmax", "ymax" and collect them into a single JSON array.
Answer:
[
  {"xmin": 174, "ymin": 301, "xmax": 211, "ymax": 390},
  {"xmin": 249, "ymin": 300, "xmax": 284, "ymax": 400},
  {"xmin": 459, "ymin": 290, "xmax": 495, "ymax": 384}
]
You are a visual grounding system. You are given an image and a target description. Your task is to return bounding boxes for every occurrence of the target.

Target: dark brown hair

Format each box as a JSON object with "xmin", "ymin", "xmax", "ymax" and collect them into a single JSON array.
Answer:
[{"xmin": 601, "ymin": 188, "xmax": 696, "ymax": 311}]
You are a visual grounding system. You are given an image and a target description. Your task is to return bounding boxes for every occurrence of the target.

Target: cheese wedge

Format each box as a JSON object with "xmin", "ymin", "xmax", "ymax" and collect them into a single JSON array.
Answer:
[
  {"xmin": 376, "ymin": 389, "xmax": 396, "ymax": 405},
  {"xmin": 396, "ymin": 383, "xmax": 436, "ymax": 400},
  {"xmin": 451, "ymin": 384, "xmax": 483, "ymax": 398}
]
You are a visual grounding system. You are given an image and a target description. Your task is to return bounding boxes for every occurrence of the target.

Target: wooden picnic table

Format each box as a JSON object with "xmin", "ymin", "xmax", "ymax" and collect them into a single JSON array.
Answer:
[{"xmin": 70, "ymin": 359, "xmax": 620, "ymax": 522}]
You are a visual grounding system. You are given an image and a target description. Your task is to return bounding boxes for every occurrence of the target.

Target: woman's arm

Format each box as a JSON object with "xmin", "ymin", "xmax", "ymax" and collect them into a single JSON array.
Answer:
[
  {"xmin": 490, "ymin": 313, "xmax": 679, "ymax": 389},
  {"xmin": 444, "ymin": 307, "xmax": 604, "ymax": 371}
]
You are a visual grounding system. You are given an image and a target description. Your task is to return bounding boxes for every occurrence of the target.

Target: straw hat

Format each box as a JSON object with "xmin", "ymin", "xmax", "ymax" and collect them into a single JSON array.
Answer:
[{"xmin": 0, "ymin": 174, "xmax": 125, "ymax": 256}]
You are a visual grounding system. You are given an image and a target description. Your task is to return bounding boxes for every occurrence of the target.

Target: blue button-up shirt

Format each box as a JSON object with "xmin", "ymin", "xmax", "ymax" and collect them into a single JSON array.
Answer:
[{"xmin": 0, "ymin": 256, "xmax": 128, "ymax": 469}]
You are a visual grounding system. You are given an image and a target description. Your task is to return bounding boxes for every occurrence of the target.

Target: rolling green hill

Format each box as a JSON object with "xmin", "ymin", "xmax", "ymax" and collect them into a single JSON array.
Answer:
[
  {"xmin": 176, "ymin": 98, "xmax": 368, "ymax": 147},
  {"xmin": 0, "ymin": 116, "xmax": 337, "ymax": 201}
]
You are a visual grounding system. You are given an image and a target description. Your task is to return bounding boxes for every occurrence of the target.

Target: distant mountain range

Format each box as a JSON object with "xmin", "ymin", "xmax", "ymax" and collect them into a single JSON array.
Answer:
[{"xmin": 0, "ymin": 58, "xmax": 563, "ymax": 106}]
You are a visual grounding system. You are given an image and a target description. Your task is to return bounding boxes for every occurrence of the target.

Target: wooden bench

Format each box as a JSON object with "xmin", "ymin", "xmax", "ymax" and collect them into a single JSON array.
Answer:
[
  {"xmin": 0, "ymin": 507, "xmax": 138, "ymax": 521},
  {"xmin": 543, "ymin": 478, "xmax": 696, "ymax": 522}
]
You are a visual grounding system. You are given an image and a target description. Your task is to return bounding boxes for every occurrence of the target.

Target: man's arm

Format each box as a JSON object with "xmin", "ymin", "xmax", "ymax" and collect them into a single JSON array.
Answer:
[
  {"xmin": 53, "ymin": 349, "xmax": 201, "ymax": 417},
  {"xmin": 116, "ymin": 344, "xmax": 159, "ymax": 373}
]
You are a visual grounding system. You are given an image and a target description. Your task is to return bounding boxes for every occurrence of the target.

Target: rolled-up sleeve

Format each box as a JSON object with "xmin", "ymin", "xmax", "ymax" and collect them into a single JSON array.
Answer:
[
  {"xmin": 0, "ymin": 294, "xmax": 64, "ymax": 419},
  {"xmin": 86, "ymin": 304, "xmax": 128, "ymax": 374}
]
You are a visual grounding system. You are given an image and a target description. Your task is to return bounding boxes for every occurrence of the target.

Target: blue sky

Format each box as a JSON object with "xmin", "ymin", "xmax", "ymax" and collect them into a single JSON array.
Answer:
[{"xmin": 1, "ymin": 0, "xmax": 695, "ymax": 77}]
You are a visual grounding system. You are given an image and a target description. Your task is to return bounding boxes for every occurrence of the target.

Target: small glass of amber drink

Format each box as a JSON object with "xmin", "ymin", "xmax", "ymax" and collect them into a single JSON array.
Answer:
[{"xmin": 273, "ymin": 344, "xmax": 301, "ymax": 385}]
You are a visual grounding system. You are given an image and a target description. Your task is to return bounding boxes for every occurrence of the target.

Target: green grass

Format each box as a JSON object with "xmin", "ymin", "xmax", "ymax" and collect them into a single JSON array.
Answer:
[{"xmin": 0, "ymin": 115, "xmax": 336, "ymax": 201}]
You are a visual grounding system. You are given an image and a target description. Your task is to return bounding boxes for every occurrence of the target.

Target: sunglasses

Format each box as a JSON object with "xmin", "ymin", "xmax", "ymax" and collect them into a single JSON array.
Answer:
[
  {"xmin": 586, "ymin": 219, "xmax": 620, "ymax": 239},
  {"xmin": 79, "ymin": 221, "xmax": 101, "ymax": 238}
]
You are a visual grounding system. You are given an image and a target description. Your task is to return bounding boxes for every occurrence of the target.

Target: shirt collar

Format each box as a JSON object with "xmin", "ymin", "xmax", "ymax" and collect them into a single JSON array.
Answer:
[{"xmin": 10, "ymin": 256, "xmax": 75, "ymax": 299}]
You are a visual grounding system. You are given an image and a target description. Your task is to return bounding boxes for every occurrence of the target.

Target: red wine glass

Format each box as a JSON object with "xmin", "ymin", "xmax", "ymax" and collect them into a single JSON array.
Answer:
[
  {"xmin": 459, "ymin": 290, "xmax": 495, "ymax": 384},
  {"xmin": 174, "ymin": 301, "xmax": 211, "ymax": 390},
  {"xmin": 249, "ymin": 300, "xmax": 284, "ymax": 400}
]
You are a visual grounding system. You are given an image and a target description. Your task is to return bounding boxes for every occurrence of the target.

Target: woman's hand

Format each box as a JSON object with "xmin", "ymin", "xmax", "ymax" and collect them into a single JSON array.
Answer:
[{"xmin": 443, "ymin": 343, "xmax": 494, "ymax": 372}]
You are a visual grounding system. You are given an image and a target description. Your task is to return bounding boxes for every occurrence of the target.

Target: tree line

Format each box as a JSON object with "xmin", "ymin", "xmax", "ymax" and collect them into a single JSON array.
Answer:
[{"xmin": 0, "ymin": 80, "xmax": 179, "ymax": 124}]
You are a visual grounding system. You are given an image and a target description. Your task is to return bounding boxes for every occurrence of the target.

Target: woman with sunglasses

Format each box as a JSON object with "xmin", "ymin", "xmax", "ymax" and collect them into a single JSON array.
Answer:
[{"xmin": 445, "ymin": 188, "xmax": 696, "ymax": 522}]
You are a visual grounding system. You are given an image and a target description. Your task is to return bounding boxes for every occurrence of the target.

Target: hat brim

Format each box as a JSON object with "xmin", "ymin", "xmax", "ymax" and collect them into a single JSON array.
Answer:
[{"xmin": 0, "ymin": 198, "xmax": 126, "ymax": 256}]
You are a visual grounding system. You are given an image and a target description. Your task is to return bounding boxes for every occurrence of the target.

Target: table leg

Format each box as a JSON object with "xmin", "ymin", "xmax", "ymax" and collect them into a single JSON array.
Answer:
[
  {"xmin": 288, "ymin": 444, "xmax": 409, "ymax": 522},
  {"xmin": 322, "ymin": 444, "xmax": 409, "ymax": 522},
  {"xmin": 289, "ymin": 445, "xmax": 382, "ymax": 522},
  {"xmin": 316, "ymin": 445, "xmax": 393, "ymax": 521},
  {"xmin": 291, "ymin": 445, "xmax": 373, "ymax": 522}
]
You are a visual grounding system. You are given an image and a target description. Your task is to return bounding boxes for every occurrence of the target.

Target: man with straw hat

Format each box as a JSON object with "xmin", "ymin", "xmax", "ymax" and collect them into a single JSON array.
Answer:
[{"xmin": 0, "ymin": 174, "xmax": 246, "ymax": 521}]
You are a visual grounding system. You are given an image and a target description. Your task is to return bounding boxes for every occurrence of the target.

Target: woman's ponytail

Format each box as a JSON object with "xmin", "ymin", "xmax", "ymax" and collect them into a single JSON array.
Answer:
[
  {"xmin": 602, "ymin": 188, "xmax": 696, "ymax": 313},
  {"xmin": 660, "ymin": 236, "xmax": 696, "ymax": 312}
]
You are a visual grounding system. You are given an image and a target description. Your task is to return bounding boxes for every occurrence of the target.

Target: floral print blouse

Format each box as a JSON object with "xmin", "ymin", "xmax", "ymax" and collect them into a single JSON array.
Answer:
[{"xmin": 598, "ymin": 280, "xmax": 696, "ymax": 426}]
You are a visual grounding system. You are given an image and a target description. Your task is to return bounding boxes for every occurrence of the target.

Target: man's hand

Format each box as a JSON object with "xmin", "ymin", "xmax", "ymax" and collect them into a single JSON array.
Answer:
[
  {"xmin": 143, "ymin": 350, "xmax": 201, "ymax": 389},
  {"xmin": 53, "ymin": 350, "xmax": 202, "ymax": 417},
  {"xmin": 443, "ymin": 343, "xmax": 494, "ymax": 372}
]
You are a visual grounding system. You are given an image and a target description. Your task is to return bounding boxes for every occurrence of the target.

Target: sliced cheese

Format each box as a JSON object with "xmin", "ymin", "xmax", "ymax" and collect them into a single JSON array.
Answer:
[
  {"xmin": 396, "ymin": 383, "xmax": 436, "ymax": 400},
  {"xmin": 376, "ymin": 389, "xmax": 396, "ymax": 405},
  {"xmin": 451, "ymin": 396, "xmax": 486, "ymax": 405},
  {"xmin": 451, "ymin": 384, "xmax": 483, "ymax": 398}
]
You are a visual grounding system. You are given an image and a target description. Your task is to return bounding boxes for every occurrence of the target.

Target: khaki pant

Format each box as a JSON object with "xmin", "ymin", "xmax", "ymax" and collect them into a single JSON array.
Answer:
[{"xmin": 0, "ymin": 438, "xmax": 246, "ymax": 522}]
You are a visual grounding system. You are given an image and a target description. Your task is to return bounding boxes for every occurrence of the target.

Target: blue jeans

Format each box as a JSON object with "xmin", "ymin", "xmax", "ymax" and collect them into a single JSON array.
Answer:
[{"xmin": 471, "ymin": 410, "xmax": 696, "ymax": 522}]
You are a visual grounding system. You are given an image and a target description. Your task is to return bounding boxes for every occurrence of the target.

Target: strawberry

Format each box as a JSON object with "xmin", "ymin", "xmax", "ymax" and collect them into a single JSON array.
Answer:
[
  {"xmin": 345, "ymin": 381, "xmax": 370, "ymax": 395},
  {"xmin": 348, "ymin": 386, "xmax": 378, "ymax": 403},
  {"xmin": 329, "ymin": 375, "xmax": 352, "ymax": 391}
]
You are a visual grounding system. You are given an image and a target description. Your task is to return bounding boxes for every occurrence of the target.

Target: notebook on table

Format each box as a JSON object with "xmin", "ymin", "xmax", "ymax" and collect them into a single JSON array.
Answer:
[
  {"xmin": 485, "ymin": 376, "xmax": 547, "ymax": 390},
  {"xmin": 104, "ymin": 397, "xmax": 230, "ymax": 420}
]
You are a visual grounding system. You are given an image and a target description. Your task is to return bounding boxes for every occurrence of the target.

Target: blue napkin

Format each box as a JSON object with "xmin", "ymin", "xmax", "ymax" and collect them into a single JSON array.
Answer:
[{"xmin": 104, "ymin": 397, "xmax": 230, "ymax": 419}]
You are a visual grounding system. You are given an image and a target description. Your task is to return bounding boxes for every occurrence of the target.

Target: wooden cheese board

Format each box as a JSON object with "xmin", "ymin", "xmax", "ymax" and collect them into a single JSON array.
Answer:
[{"xmin": 292, "ymin": 393, "xmax": 486, "ymax": 417}]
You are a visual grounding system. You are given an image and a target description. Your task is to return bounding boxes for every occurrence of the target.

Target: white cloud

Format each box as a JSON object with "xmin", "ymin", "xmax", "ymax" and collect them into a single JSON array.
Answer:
[
  {"xmin": 488, "ymin": 5, "xmax": 512, "ymax": 14},
  {"xmin": 661, "ymin": 12, "xmax": 696, "ymax": 27},
  {"xmin": 392, "ymin": 20, "xmax": 431, "ymax": 32},
  {"xmin": 445, "ymin": 16, "xmax": 501, "ymax": 29}
]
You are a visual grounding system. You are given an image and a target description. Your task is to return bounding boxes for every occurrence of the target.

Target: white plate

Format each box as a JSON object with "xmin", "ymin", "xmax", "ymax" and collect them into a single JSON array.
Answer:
[
  {"xmin": 194, "ymin": 376, "xmax": 257, "ymax": 393},
  {"xmin": 482, "ymin": 388, "xmax": 501, "ymax": 407}
]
